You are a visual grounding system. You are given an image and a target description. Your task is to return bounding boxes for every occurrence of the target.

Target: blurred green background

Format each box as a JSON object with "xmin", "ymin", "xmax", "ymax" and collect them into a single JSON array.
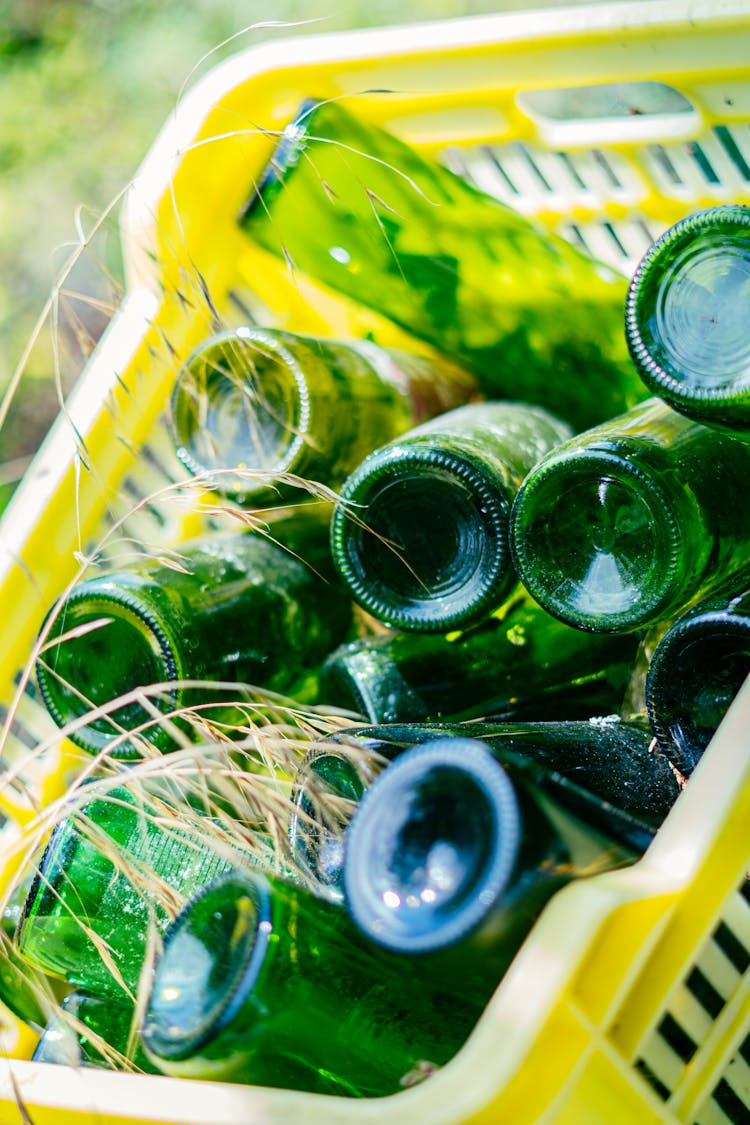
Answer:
[{"xmin": 0, "ymin": 0, "xmax": 577, "ymax": 509}]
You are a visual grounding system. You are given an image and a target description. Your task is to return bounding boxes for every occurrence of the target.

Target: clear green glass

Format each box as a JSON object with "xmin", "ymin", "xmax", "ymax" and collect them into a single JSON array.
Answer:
[
  {"xmin": 510, "ymin": 398, "xmax": 750, "ymax": 633},
  {"xmin": 331, "ymin": 402, "xmax": 573, "ymax": 631},
  {"xmin": 626, "ymin": 206, "xmax": 750, "ymax": 432},
  {"xmin": 320, "ymin": 591, "xmax": 639, "ymax": 724},
  {"xmin": 241, "ymin": 99, "xmax": 644, "ymax": 433},
  {"xmin": 646, "ymin": 566, "xmax": 750, "ymax": 774},
  {"xmin": 171, "ymin": 327, "xmax": 477, "ymax": 505},
  {"xmin": 290, "ymin": 718, "xmax": 674, "ymax": 903},
  {"xmin": 32, "ymin": 991, "xmax": 157, "ymax": 1072},
  {"xmin": 18, "ymin": 787, "xmax": 233, "ymax": 999},
  {"xmin": 343, "ymin": 737, "xmax": 633, "ymax": 972},
  {"xmin": 142, "ymin": 869, "xmax": 485, "ymax": 1096},
  {"xmin": 36, "ymin": 508, "xmax": 351, "ymax": 756}
]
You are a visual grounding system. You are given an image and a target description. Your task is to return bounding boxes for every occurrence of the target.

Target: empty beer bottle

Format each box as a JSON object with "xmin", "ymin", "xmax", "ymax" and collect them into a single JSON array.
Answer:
[
  {"xmin": 290, "ymin": 717, "xmax": 674, "ymax": 902},
  {"xmin": 171, "ymin": 326, "xmax": 477, "ymax": 505},
  {"xmin": 626, "ymin": 206, "xmax": 750, "ymax": 432},
  {"xmin": 646, "ymin": 567, "xmax": 750, "ymax": 774},
  {"xmin": 36, "ymin": 508, "xmax": 351, "ymax": 756},
  {"xmin": 241, "ymin": 99, "xmax": 645, "ymax": 432},
  {"xmin": 18, "ymin": 785, "xmax": 234, "ymax": 999},
  {"xmin": 331, "ymin": 402, "xmax": 572, "ymax": 631},
  {"xmin": 32, "ymin": 991, "xmax": 157, "ymax": 1072},
  {"xmin": 510, "ymin": 398, "xmax": 750, "ymax": 633},
  {"xmin": 320, "ymin": 591, "xmax": 639, "ymax": 724},
  {"xmin": 142, "ymin": 869, "xmax": 486, "ymax": 1095},
  {"xmin": 344, "ymin": 738, "xmax": 634, "ymax": 980}
]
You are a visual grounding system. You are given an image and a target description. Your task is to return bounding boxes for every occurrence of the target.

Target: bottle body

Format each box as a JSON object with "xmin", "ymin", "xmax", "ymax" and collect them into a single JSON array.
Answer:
[
  {"xmin": 510, "ymin": 398, "xmax": 750, "ymax": 633},
  {"xmin": 241, "ymin": 99, "xmax": 644, "ymax": 432},
  {"xmin": 331, "ymin": 402, "xmax": 573, "ymax": 631},
  {"xmin": 626, "ymin": 205, "xmax": 750, "ymax": 432},
  {"xmin": 646, "ymin": 568, "xmax": 750, "ymax": 774},
  {"xmin": 290, "ymin": 718, "xmax": 672, "ymax": 903},
  {"xmin": 171, "ymin": 326, "xmax": 476, "ymax": 504},
  {"xmin": 18, "ymin": 786, "xmax": 233, "ymax": 999},
  {"xmin": 36, "ymin": 508, "xmax": 351, "ymax": 755},
  {"xmin": 320, "ymin": 591, "xmax": 639, "ymax": 725},
  {"xmin": 142, "ymin": 869, "xmax": 484, "ymax": 1096}
]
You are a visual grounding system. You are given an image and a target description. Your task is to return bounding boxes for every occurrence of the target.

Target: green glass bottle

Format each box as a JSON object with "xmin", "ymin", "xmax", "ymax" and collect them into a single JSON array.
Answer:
[
  {"xmin": 36, "ymin": 508, "xmax": 351, "ymax": 756},
  {"xmin": 241, "ymin": 99, "xmax": 645, "ymax": 433},
  {"xmin": 17, "ymin": 786, "xmax": 234, "ymax": 1000},
  {"xmin": 171, "ymin": 326, "xmax": 477, "ymax": 505},
  {"xmin": 142, "ymin": 869, "xmax": 486, "ymax": 1096},
  {"xmin": 510, "ymin": 397, "xmax": 750, "ymax": 634},
  {"xmin": 330, "ymin": 402, "xmax": 572, "ymax": 631},
  {"xmin": 646, "ymin": 567, "xmax": 750, "ymax": 775},
  {"xmin": 290, "ymin": 717, "xmax": 674, "ymax": 903},
  {"xmin": 32, "ymin": 990, "xmax": 157, "ymax": 1072},
  {"xmin": 344, "ymin": 737, "xmax": 634, "ymax": 980},
  {"xmin": 626, "ymin": 206, "xmax": 750, "ymax": 432},
  {"xmin": 0, "ymin": 869, "xmax": 55, "ymax": 1030},
  {"xmin": 320, "ymin": 591, "xmax": 639, "ymax": 725}
]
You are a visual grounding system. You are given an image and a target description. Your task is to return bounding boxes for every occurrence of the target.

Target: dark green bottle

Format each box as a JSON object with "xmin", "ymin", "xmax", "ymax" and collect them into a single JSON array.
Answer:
[
  {"xmin": 510, "ymin": 397, "xmax": 750, "ymax": 634},
  {"xmin": 171, "ymin": 326, "xmax": 477, "ymax": 505},
  {"xmin": 142, "ymin": 869, "xmax": 486, "ymax": 1095},
  {"xmin": 343, "ymin": 737, "xmax": 634, "ymax": 976},
  {"xmin": 36, "ymin": 508, "xmax": 351, "ymax": 756},
  {"xmin": 320, "ymin": 590, "xmax": 639, "ymax": 724},
  {"xmin": 32, "ymin": 990, "xmax": 157, "ymax": 1072},
  {"xmin": 331, "ymin": 402, "xmax": 572, "ymax": 631},
  {"xmin": 241, "ymin": 99, "xmax": 645, "ymax": 432},
  {"xmin": 646, "ymin": 567, "xmax": 750, "ymax": 775},
  {"xmin": 17, "ymin": 786, "xmax": 234, "ymax": 999},
  {"xmin": 290, "ymin": 718, "xmax": 674, "ymax": 903},
  {"xmin": 626, "ymin": 206, "xmax": 750, "ymax": 432}
]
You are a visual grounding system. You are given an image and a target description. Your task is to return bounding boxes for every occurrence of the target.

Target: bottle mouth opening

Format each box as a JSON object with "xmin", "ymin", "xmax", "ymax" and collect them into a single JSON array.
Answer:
[
  {"xmin": 332, "ymin": 447, "xmax": 510, "ymax": 632},
  {"xmin": 511, "ymin": 448, "xmax": 682, "ymax": 632},
  {"xmin": 344, "ymin": 738, "xmax": 521, "ymax": 954},
  {"xmin": 171, "ymin": 328, "xmax": 307, "ymax": 499},
  {"xmin": 36, "ymin": 590, "xmax": 181, "ymax": 755},
  {"xmin": 626, "ymin": 207, "xmax": 750, "ymax": 406},
  {"xmin": 143, "ymin": 871, "xmax": 271, "ymax": 1062},
  {"xmin": 647, "ymin": 613, "xmax": 750, "ymax": 774}
]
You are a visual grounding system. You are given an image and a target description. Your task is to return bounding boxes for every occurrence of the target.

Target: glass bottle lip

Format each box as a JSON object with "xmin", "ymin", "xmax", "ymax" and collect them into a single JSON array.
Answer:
[
  {"xmin": 143, "ymin": 870, "xmax": 272, "ymax": 1062},
  {"xmin": 510, "ymin": 445, "xmax": 685, "ymax": 632},
  {"xmin": 332, "ymin": 444, "xmax": 511, "ymax": 632},
  {"xmin": 646, "ymin": 609, "xmax": 750, "ymax": 771},
  {"xmin": 36, "ymin": 584, "xmax": 183, "ymax": 756},
  {"xmin": 344, "ymin": 737, "xmax": 521, "ymax": 955},
  {"xmin": 170, "ymin": 326, "xmax": 310, "ymax": 500},
  {"xmin": 625, "ymin": 205, "xmax": 750, "ymax": 418}
]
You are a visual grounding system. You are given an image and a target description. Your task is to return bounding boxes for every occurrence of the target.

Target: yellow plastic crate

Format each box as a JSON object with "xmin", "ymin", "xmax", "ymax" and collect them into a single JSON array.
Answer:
[{"xmin": 2, "ymin": 0, "xmax": 750, "ymax": 1120}]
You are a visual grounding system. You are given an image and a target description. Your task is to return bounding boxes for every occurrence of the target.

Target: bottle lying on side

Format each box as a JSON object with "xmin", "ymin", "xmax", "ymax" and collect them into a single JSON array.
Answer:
[
  {"xmin": 626, "ymin": 205, "xmax": 750, "ymax": 433},
  {"xmin": 646, "ymin": 566, "xmax": 750, "ymax": 775},
  {"xmin": 289, "ymin": 718, "xmax": 678, "ymax": 902},
  {"xmin": 17, "ymin": 785, "xmax": 235, "ymax": 1000},
  {"xmin": 331, "ymin": 401, "xmax": 573, "ymax": 631},
  {"xmin": 36, "ymin": 506, "xmax": 352, "ymax": 756},
  {"xmin": 241, "ymin": 98, "xmax": 645, "ymax": 433},
  {"xmin": 320, "ymin": 590, "xmax": 639, "ymax": 725},
  {"xmin": 143, "ymin": 736, "xmax": 639, "ymax": 1095},
  {"xmin": 510, "ymin": 398, "xmax": 750, "ymax": 633},
  {"xmin": 170, "ymin": 326, "xmax": 478, "ymax": 506}
]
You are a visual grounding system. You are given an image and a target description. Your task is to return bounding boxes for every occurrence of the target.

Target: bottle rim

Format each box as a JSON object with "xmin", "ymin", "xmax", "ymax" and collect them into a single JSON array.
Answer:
[
  {"xmin": 625, "ymin": 205, "xmax": 750, "ymax": 421},
  {"xmin": 170, "ymin": 326, "xmax": 310, "ymax": 501},
  {"xmin": 343, "ymin": 737, "xmax": 522, "ymax": 955},
  {"xmin": 510, "ymin": 444, "xmax": 685, "ymax": 633},
  {"xmin": 331, "ymin": 443, "xmax": 511, "ymax": 632},
  {"xmin": 646, "ymin": 608, "xmax": 750, "ymax": 774},
  {"xmin": 143, "ymin": 870, "xmax": 272, "ymax": 1062},
  {"xmin": 36, "ymin": 584, "xmax": 183, "ymax": 757}
]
